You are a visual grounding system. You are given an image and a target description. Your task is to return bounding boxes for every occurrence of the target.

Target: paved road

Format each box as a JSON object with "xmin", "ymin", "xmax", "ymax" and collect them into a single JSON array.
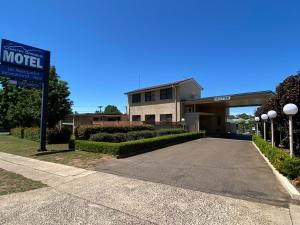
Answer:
[
  {"xmin": 96, "ymin": 138, "xmax": 290, "ymax": 204},
  {"xmin": 1, "ymin": 151, "xmax": 298, "ymax": 224}
]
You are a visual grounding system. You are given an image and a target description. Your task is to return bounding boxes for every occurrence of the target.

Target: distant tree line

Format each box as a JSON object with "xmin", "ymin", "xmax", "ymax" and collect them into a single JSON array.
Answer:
[
  {"xmin": 95, "ymin": 105, "xmax": 122, "ymax": 115},
  {"xmin": 228, "ymin": 113, "xmax": 255, "ymax": 134}
]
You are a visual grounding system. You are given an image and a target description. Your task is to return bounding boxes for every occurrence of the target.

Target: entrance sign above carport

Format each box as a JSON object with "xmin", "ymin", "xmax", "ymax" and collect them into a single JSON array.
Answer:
[
  {"xmin": 184, "ymin": 91, "xmax": 275, "ymax": 108},
  {"xmin": 214, "ymin": 96, "xmax": 231, "ymax": 101}
]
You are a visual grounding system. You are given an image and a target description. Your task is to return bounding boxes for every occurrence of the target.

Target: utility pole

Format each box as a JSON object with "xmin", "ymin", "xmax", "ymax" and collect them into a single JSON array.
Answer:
[{"xmin": 98, "ymin": 106, "xmax": 103, "ymax": 113}]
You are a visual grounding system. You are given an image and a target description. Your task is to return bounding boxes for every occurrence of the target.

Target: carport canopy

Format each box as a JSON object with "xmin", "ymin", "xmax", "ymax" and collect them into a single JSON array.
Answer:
[{"xmin": 183, "ymin": 90, "xmax": 274, "ymax": 107}]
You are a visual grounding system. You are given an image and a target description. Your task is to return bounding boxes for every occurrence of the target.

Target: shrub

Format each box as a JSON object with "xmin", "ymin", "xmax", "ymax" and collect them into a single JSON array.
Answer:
[
  {"xmin": 47, "ymin": 128, "xmax": 72, "ymax": 144},
  {"xmin": 76, "ymin": 131, "xmax": 205, "ymax": 156},
  {"xmin": 117, "ymin": 132, "xmax": 204, "ymax": 155},
  {"xmin": 155, "ymin": 128, "xmax": 186, "ymax": 136},
  {"xmin": 126, "ymin": 130, "xmax": 155, "ymax": 140},
  {"xmin": 75, "ymin": 141, "xmax": 120, "ymax": 155},
  {"xmin": 23, "ymin": 127, "xmax": 40, "ymax": 142},
  {"xmin": 75, "ymin": 125, "xmax": 155, "ymax": 140},
  {"xmin": 90, "ymin": 133, "xmax": 127, "ymax": 143},
  {"xmin": 11, "ymin": 127, "xmax": 72, "ymax": 144},
  {"xmin": 10, "ymin": 128, "xmax": 24, "ymax": 138},
  {"xmin": 253, "ymin": 135, "xmax": 300, "ymax": 179},
  {"xmin": 88, "ymin": 128, "xmax": 187, "ymax": 143}
]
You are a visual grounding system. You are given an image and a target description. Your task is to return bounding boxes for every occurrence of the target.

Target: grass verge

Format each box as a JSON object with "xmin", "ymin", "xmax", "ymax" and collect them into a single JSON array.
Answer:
[
  {"xmin": 0, "ymin": 168, "xmax": 47, "ymax": 195},
  {"xmin": 0, "ymin": 135, "xmax": 114, "ymax": 170}
]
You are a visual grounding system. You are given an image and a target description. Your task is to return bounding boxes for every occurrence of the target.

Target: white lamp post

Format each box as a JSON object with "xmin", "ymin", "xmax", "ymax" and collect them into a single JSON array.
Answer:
[
  {"xmin": 254, "ymin": 117, "xmax": 260, "ymax": 136},
  {"xmin": 267, "ymin": 110, "xmax": 277, "ymax": 147},
  {"xmin": 261, "ymin": 114, "xmax": 268, "ymax": 140},
  {"xmin": 283, "ymin": 103, "xmax": 298, "ymax": 157},
  {"xmin": 181, "ymin": 118, "xmax": 185, "ymax": 131}
]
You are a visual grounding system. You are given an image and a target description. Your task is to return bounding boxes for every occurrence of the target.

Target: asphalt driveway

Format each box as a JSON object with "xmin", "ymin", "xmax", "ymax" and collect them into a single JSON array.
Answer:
[{"xmin": 96, "ymin": 138, "xmax": 290, "ymax": 204}]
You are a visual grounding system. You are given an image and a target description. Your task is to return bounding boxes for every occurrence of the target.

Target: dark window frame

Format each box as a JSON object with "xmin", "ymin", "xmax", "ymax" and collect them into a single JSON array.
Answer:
[
  {"xmin": 160, "ymin": 114, "xmax": 172, "ymax": 122},
  {"xmin": 160, "ymin": 88, "xmax": 173, "ymax": 100},
  {"xmin": 132, "ymin": 93, "xmax": 141, "ymax": 103},
  {"xmin": 145, "ymin": 114, "xmax": 155, "ymax": 123},
  {"xmin": 145, "ymin": 91, "xmax": 156, "ymax": 102},
  {"xmin": 132, "ymin": 115, "xmax": 141, "ymax": 121}
]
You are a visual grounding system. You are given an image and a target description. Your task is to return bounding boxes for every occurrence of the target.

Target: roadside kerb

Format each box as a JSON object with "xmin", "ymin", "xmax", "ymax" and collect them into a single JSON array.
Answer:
[{"xmin": 252, "ymin": 141, "xmax": 300, "ymax": 201}]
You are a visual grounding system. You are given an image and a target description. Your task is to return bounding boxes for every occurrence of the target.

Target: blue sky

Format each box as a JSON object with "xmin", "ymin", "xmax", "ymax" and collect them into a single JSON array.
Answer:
[{"xmin": 0, "ymin": 0, "xmax": 299, "ymax": 115}]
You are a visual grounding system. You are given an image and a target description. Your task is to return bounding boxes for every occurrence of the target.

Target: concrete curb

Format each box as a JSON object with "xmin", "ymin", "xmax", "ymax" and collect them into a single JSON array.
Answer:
[{"xmin": 252, "ymin": 141, "xmax": 300, "ymax": 201}]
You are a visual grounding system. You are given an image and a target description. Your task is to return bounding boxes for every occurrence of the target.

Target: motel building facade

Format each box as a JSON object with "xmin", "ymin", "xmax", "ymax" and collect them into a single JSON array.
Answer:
[{"xmin": 125, "ymin": 78, "xmax": 274, "ymax": 136}]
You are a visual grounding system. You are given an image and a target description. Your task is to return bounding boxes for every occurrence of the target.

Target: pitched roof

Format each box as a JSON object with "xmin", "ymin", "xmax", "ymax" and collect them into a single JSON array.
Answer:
[{"xmin": 124, "ymin": 78, "xmax": 201, "ymax": 94}]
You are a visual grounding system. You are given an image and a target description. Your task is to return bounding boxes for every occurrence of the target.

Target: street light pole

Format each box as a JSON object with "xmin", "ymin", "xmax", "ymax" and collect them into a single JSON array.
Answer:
[
  {"xmin": 254, "ymin": 117, "xmax": 260, "ymax": 136},
  {"xmin": 261, "ymin": 114, "xmax": 268, "ymax": 141},
  {"xmin": 289, "ymin": 115, "xmax": 293, "ymax": 157},
  {"xmin": 283, "ymin": 103, "xmax": 298, "ymax": 157},
  {"xmin": 267, "ymin": 110, "xmax": 277, "ymax": 148}
]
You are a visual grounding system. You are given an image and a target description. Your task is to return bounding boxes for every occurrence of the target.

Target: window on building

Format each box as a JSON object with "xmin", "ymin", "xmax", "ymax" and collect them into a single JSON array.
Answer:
[
  {"xmin": 132, "ymin": 115, "xmax": 141, "ymax": 121},
  {"xmin": 145, "ymin": 114, "xmax": 155, "ymax": 124},
  {"xmin": 145, "ymin": 91, "xmax": 156, "ymax": 102},
  {"xmin": 160, "ymin": 88, "xmax": 173, "ymax": 100},
  {"xmin": 160, "ymin": 114, "xmax": 172, "ymax": 122},
  {"xmin": 132, "ymin": 93, "xmax": 141, "ymax": 103}
]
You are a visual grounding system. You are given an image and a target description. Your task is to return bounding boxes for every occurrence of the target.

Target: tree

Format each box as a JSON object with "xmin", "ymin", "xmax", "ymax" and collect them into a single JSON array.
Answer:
[
  {"xmin": 103, "ymin": 105, "xmax": 121, "ymax": 115},
  {"xmin": 255, "ymin": 73, "xmax": 300, "ymax": 154},
  {"xmin": 237, "ymin": 113, "xmax": 254, "ymax": 120},
  {"xmin": 47, "ymin": 67, "xmax": 73, "ymax": 127},
  {"xmin": 0, "ymin": 66, "xmax": 73, "ymax": 129}
]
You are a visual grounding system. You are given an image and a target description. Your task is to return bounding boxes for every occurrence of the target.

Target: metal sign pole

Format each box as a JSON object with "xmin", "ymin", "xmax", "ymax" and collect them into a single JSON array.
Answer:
[{"xmin": 39, "ymin": 51, "xmax": 50, "ymax": 152}]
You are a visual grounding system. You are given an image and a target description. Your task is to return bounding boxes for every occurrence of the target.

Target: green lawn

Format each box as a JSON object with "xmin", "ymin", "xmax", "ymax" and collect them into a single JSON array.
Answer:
[
  {"xmin": 0, "ymin": 135, "xmax": 115, "ymax": 170},
  {"xmin": 0, "ymin": 168, "xmax": 47, "ymax": 195}
]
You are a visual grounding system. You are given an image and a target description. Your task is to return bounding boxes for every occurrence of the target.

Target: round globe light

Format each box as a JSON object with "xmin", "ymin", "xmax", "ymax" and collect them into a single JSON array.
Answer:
[
  {"xmin": 261, "ymin": 114, "xmax": 268, "ymax": 120},
  {"xmin": 283, "ymin": 103, "xmax": 298, "ymax": 115},
  {"xmin": 255, "ymin": 117, "xmax": 260, "ymax": 122},
  {"xmin": 181, "ymin": 118, "xmax": 185, "ymax": 122},
  {"xmin": 267, "ymin": 110, "xmax": 277, "ymax": 119}
]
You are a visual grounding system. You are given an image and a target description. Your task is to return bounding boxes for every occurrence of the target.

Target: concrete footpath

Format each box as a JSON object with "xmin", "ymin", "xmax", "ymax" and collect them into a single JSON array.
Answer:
[{"xmin": 0, "ymin": 152, "xmax": 300, "ymax": 225}]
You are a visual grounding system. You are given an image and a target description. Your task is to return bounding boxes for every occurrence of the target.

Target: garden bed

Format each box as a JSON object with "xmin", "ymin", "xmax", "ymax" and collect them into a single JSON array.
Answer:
[
  {"xmin": 253, "ymin": 135, "xmax": 300, "ymax": 188},
  {"xmin": 75, "ymin": 131, "xmax": 205, "ymax": 157}
]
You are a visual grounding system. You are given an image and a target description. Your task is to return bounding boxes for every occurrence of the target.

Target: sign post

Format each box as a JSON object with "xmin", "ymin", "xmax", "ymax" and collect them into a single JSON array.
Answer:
[
  {"xmin": 0, "ymin": 39, "xmax": 50, "ymax": 152},
  {"xmin": 39, "ymin": 51, "xmax": 50, "ymax": 152}
]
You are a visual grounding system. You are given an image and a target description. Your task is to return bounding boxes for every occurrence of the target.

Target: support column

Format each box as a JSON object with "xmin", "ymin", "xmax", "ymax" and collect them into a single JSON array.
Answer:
[
  {"xmin": 289, "ymin": 116, "xmax": 293, "ymax": 157},
  {"xmin": 271, "ymin": 120, "xmax": 274, "ymax": 147},
  {"xmin": 263, "ymin": 121, "xmax": 266, "ymax": 141}
]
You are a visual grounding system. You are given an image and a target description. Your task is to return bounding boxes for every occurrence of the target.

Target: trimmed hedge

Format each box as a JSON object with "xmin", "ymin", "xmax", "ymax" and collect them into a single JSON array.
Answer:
[
  {"xmin": 47, "ymin": 128, "xmax": 72, "ymax": 144},
  {"xmin": 253, "ymin": 135, "xmax": 300, "ymax": 179},
  {"xmin": 89, "ymin": 128, "xmax": 186, "ymax": 143},
  {"xmin": 23, "ymin": 127, "xmax": 40, "ymax": 142},
  {"xmin": 90, "ymin": 133, "xmax": 128, "ymax": 143},
  {"xmin": 10, "ymin": 128, "xmax": 24, "ymax": 138},
  {"xmin": 10, "ymin": 127, "xmax": 72, "ymax": 144},
  {"xmin": 75, "ymin": 125, "xmax": 155, "ymax": 140},
  {"xmin": 75, "ymin": 132, "xmax": 205, "ymax": 156}
]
